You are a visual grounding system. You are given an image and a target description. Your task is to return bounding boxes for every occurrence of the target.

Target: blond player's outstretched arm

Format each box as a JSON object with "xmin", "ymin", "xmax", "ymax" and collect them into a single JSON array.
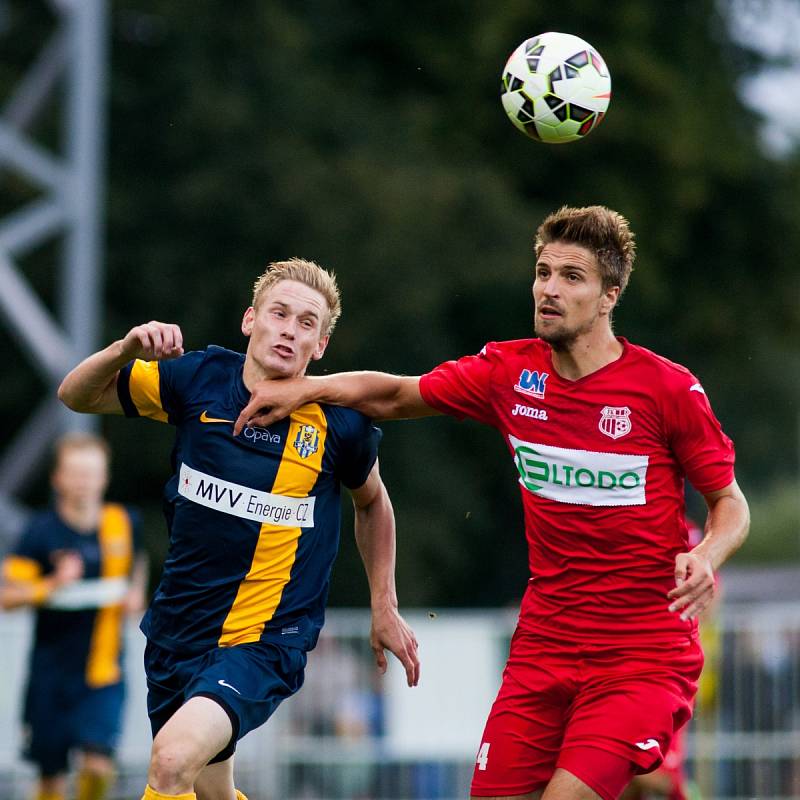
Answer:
[
  {"xmin": 58, "ymin": 321, "xmax": 184, "ymax": 414},
  {"xmin": 234, "ymin": 372, "xmax": 439, "ymax": 433}
]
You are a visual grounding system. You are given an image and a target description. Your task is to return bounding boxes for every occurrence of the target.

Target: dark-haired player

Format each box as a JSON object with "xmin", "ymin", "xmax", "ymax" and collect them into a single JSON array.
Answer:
[
  {"xmin": 235, "ymin": 207, "xmax": 750, "ymax": 800},
  {"xmin": 58, "ymin": 258, "xmax": 419, "ymax": 800}
]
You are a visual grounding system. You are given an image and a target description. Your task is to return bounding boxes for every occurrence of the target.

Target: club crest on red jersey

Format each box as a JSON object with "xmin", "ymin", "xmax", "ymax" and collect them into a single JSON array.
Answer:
[
  {"xmin": 599, "ymin": 406, "xmax": 632, "ymax": 439},
  {"xmin": 514, "ymin": 369, "xmax": 548, "ymax": 400}
]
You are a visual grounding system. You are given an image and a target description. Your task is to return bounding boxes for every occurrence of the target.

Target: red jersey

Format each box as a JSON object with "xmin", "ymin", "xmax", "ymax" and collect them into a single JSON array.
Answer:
[{"xmin": 418, "ymin": 337, "xmax": 735, "ymax": 643}]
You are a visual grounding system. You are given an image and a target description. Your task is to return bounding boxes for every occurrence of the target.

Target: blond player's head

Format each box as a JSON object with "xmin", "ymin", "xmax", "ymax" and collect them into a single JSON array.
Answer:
[
  {"xmin": 251, "ymin": 258, "xmax": 341, "ymax": 336},
  {"xmin": 243, "ymin": 258, "xmax": 341, "ymax": 381}
]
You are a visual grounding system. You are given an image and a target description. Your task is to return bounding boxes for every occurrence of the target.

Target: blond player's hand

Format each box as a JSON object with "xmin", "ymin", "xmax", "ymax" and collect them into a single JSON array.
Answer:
[
  {"xmin": 667, "ymin": 550, "xmax": 716, "ymax": 621},
  {"xmin": 120, "ymin": 321, "xmax": 184, "ymax": 362},
  {"xmin": 369, "ymin": 605, "xmax": 420, "ymax": 688}
]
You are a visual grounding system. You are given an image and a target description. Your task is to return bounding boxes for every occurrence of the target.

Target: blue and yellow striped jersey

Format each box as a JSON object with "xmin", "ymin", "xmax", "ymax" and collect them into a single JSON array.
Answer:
[
  {"xmin": 117, "ymin": 346, "xmax": 380, "ymax": 654},
  {"xmin": 2, "ymin": 505, "xmax": 141, "ymax": 687}
]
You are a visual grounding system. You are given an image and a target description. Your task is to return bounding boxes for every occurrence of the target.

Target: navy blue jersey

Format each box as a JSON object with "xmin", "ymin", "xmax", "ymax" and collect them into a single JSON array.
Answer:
[
  {"xmin": 2, "ymin": 506, "xmax": 141, "ymax": 687},
  {"xmin": 116, "ymin": 346, "xmax": 380, "ymax": 654}
]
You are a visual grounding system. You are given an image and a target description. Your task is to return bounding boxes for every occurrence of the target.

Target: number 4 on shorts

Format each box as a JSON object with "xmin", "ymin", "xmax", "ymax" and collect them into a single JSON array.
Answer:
[{"xmin": 476, "ymin": 742, "xmax": 490, "ymax": 771}]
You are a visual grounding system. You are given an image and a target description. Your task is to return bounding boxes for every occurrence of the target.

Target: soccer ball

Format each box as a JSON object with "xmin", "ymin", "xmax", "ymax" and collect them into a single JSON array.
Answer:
[{"xmin": 500, "ymin": 32, "xmax": 611, "ymax": 143}]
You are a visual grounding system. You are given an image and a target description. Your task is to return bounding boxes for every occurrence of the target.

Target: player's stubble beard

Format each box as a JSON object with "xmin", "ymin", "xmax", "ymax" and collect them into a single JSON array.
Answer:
[
  {"xmin": 534, "ymin": 294, "xmax": 610, "ymax": 352},
  {"xmin": 535, "ymin": 315, "xmax": 597, "ymax": 352}
]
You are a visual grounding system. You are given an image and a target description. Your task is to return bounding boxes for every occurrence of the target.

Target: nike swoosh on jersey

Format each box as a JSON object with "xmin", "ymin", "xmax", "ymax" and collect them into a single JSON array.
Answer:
[
  {"xmin": 200, "ymin": 410, "xmax": 235, "ymax": 424},
  {"xmin": 689, "ymin": 383, "xmax": 705, "ymax": 394}
]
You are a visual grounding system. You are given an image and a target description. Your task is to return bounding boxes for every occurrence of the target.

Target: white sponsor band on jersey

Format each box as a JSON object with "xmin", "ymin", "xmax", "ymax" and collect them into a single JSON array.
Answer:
[
  {"xmin": 178, "ymin": 463, "xmax": 315, "ymax": 527},
  {"xmin": 45, "ymin": 577, "xmax": 130, "ymax": 610},
  {"xmin": 508, "ymin": 435, "xmax": 648, "ymax": 507}
]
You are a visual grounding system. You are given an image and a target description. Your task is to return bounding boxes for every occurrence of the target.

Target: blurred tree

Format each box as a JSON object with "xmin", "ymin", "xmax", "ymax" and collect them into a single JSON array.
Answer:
[{"xmin": 2, "ymin": 0, "xmax": 797, "ymax": 605}]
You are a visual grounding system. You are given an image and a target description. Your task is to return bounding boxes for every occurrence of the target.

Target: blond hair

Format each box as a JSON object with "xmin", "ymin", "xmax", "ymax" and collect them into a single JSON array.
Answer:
[
  {"xmin": 534, "ymin": 205, "xmax": 636, "ymax": 295},
  {"xmin": 252, "ymin": 258, "xmax": 342, "ymax": 336},
  {"xmin": 53, "ymin": 432, "xmax": 110, "ymax": 469}
]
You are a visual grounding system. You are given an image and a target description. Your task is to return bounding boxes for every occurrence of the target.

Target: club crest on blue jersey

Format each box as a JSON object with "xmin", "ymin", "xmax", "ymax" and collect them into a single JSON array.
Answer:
[
  {"xmin": 599, "ymin": 406, "xmax": 632, "ymax": 439},
  {"xmin": 514, "ymin": 369, "xmax": 549, "ymax": 400},
  {"xmin": 293, "ymin": 424, "xmax": 320, "ymax": 459}
]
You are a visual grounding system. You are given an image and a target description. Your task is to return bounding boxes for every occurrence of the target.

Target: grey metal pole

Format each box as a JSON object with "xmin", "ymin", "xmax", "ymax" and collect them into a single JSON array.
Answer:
[{"xmin": 61, "ymin": 0, "xmax": 108, "ymax": 433}]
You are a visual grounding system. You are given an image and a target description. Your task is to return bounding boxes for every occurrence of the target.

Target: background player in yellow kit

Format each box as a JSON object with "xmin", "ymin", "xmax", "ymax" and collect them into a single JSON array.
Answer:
[{"xmin": 1, "ymin": 433, "xmax": 146, "ymax": 800}]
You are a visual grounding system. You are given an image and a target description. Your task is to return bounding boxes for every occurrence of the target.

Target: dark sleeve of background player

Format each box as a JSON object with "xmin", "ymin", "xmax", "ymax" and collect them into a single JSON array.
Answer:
[{"xmin": 4, "ymin": 517, "xmax": 51, "ymax": 579}]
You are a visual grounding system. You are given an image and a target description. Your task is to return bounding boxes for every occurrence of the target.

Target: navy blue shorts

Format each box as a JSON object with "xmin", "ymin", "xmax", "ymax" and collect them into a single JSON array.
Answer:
[
  {"xmin": 144, "ymin": 639, "xmax": 307, "ymax": 763},
  {"xmin": 23, "ymin": 674, "xmax": 124, "ymax": 776}
]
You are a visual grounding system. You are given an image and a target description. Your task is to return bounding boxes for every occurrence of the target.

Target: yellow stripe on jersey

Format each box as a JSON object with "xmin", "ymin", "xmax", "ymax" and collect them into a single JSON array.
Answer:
[
  {"xmin": 129, "ymin": 360, "xmax": 168, "ymax": 422},
  {"xmin": 86, "ymin": 504, "xmax": 133, "ymax": 687},
  {"xmin": 218, "ymin": 404, "xmax": 328, "ymax": 647},
  {"xmin": 2, "ymin": 555, "xmax": 42, "ymax": 582}
]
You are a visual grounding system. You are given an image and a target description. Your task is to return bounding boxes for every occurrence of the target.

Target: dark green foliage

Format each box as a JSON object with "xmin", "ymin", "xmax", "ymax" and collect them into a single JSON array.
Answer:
[{"xmin": 2, "ymin": 0, "xmax": 798, "ymax": 604}]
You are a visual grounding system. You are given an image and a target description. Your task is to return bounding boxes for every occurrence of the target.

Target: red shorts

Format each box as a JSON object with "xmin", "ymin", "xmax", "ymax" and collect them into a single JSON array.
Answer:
[{"xmin": 470, "ymin": 630, "xmax": 703, "ymax": 800}]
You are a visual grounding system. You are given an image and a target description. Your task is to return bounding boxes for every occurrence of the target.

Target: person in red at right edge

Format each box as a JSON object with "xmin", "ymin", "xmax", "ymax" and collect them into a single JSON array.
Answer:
[{"xmin": 234, "ymin": 205, "xmax": 750, "ymax": 800}]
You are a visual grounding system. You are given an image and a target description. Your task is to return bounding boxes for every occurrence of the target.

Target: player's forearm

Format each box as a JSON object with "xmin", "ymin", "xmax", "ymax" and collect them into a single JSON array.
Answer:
[
  {"xmin": 58, "ymin": 340, "xmax": 129, "ymax": 413},
  {"xmin": 131, "ymin": 554, "xmax": 149, "ymax": 593},
  {"xmin": 354, "ymin": 484, "xmax": 400, "ymax": 611},
  {"xmin": 237, "ymin": 371, "xmax": 435, "ymax": 432},
  {"xmin": 0, "ymin": 577, "xmax": 58, "ymax": 610},
  {"xmin": 695, "ymin": 485, "xmax": 750, "ymax": 571},
  {"xmin": 304, "ymin": 373, "xmax": 431, "ymax": 420},
  {"xmin": 125, "ymin": 554, "xmax": 149, "ymax": 614}
]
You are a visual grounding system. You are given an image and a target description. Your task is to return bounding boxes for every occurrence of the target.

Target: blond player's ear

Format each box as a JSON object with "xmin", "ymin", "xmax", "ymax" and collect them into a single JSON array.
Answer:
[
  {"xmin": 311, "ymin": 335, "xmax": 330, "ymax": 362},
  {"xmin": 241, "ymin": 307, "xmax": 255, "ymax": 337}
]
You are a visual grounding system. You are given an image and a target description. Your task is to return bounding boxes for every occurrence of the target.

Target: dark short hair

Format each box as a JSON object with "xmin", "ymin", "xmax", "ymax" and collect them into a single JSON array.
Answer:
[{"xmin": 534, "ymin": 205, "xmax": 636, "ymax": 294}]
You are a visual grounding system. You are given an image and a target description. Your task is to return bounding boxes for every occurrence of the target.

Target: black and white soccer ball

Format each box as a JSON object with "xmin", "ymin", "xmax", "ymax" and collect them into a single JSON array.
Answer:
[{"xmin": 501, "ymin": 32, "xmax": 611, "ymax": 143}]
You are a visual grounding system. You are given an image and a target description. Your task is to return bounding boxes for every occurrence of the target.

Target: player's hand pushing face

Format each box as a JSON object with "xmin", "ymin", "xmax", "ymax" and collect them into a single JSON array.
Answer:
[
  {"xmin": 667, "ymin": 551, "xmax": 716, "ymax": 621},
  {"xmin": 234, "ymin": 378, "xmax": 309, "ymax": 434},
  {"xmin": 121, "ymin": 321, "xmax": 184, "ymax": 362}
]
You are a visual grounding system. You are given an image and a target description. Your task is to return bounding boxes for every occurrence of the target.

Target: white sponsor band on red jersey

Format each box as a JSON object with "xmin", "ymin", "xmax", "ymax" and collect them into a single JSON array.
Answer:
[{"xmin": 508, "ymin": 435, "xmax": 648, "ymax": 506}]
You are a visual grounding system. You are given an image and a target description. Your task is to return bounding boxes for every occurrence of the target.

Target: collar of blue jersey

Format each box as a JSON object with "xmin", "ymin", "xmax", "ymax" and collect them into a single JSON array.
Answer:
[{"xmin": 231, "ymin": 353, "xmax": 250, "ymax": 410}]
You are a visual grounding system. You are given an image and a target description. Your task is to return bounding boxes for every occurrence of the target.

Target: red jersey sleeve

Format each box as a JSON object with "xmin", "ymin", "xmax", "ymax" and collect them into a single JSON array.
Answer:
[
  {"xmin": 664, "ymin": 373, "xmax": 735, "ymax": 494},
  {"xmin": 419, "ymin": 344, "xmax": 499, "ymax": 426}
]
